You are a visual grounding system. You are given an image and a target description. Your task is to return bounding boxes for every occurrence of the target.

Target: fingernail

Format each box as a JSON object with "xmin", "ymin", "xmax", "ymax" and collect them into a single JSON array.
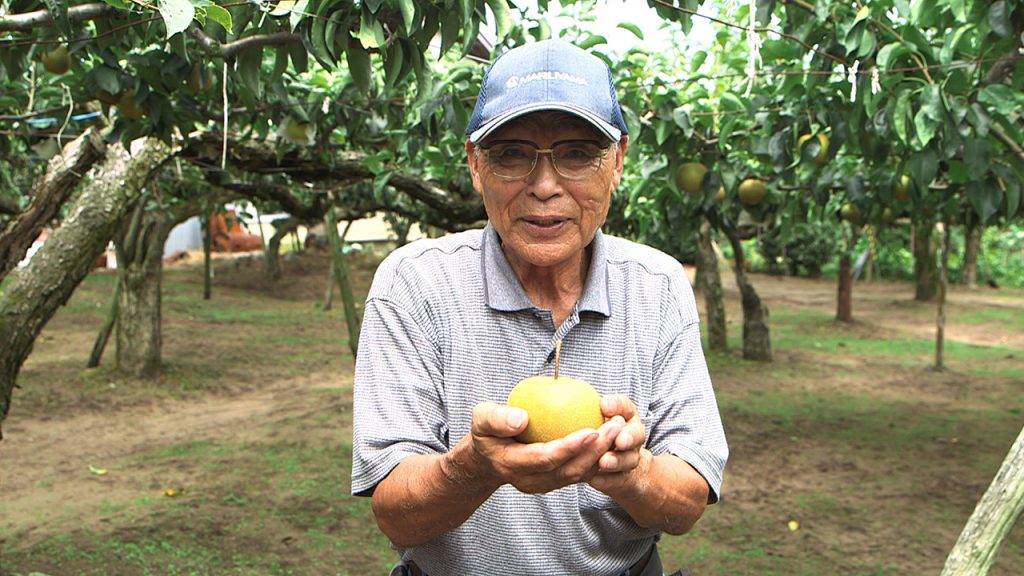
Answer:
[
  {"xmin": 507, "ymin": 409, "xmax": 524, "ymax": 430},
  {"xmin": 601, "ymin": 396, "xmax": 615, "ymax": 412}
]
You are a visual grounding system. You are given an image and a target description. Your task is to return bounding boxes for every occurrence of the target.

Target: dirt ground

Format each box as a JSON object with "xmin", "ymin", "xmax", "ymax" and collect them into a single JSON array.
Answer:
[{"xmin": 1, "ymin": 249, "xmax": 1022, "ymax": 575}]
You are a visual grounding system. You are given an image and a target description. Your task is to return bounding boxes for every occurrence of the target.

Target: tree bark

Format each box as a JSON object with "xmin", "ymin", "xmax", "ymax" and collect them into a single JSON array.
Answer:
[
  {"xmin": 914, "ymin": 222, "xmax": 938, "ymax": 302},
  {"xmin": 836, "ymin": 226, "xmax": 860, "ymax": 323},
  {"xmin": 935, "ymin": 224, "xmax": 951, "ymax": 371},
  {"xmin": 725, "ymin": 228, "xmax": 772, "ymax": 362},
  {"xmin": 265, "ymin": 217, "xmax": 300, "ymax": 282},
  {"xmin": 696, "ymin": 221, "xmax": 728, "ymax": 352},
  {"xmin": 114, "ymin": 199, "xmax": 172, "ymax": 378},
  {"xmin": 962, "ymin": 223, "xmax": 982, "ymax": 288},
  {"xmin": 941, "ymin": 425, "xmax": 1024, "ymax": 576},
  {"xmin": 203, "ymin": 207, "xmax": 213, "ymax": 300},
  {"xmin": 0, "ymin": 138, "xmax": 173, "ymax": 426},
  {"xmin": 87, "ymin": 273, "xmax": 121, "ymax": 368},
  {"xmin": 0, "ymin": 128, "xmax": 106, "ymax": 282},
  {"xmin": 324, "ymin": 209, "xmax": 361, "ymax": 359}
]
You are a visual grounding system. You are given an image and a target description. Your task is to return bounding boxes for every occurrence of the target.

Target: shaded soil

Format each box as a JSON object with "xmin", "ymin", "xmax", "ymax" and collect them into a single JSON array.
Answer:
[{"xmin": 1, "ymin": 250, "xmax": 1022, "ymax": 575}]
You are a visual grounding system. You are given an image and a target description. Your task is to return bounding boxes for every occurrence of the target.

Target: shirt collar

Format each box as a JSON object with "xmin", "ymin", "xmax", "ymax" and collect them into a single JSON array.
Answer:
[{"xmin": 481, "ymin": 222, "xmax": 611, "ymax": 317}]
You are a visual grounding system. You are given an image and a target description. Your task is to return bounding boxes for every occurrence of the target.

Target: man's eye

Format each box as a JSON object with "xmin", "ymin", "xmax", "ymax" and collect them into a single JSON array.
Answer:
[
  {"xmin": 491, "ymin": 145, "xmax": 532, "ymax": 160},
  {"xmin": 557, "ymin": 145, "xmax": 601, "ymax": 161}
]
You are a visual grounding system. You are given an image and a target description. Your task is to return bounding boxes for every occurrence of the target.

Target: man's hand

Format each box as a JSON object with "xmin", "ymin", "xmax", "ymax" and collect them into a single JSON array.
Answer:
[
  {"xmin": 465, "ymin": 402, "xmax": 625, "ymax": 494},
  {"xmin": 589, "ymin": 394, "xmax": 648, "ymax": 495}
]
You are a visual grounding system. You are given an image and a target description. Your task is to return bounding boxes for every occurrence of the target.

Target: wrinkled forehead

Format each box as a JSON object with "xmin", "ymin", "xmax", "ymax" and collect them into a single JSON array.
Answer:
[{"xmin": 484, "ymin": 110, "xmax": 607, "ymax": 143}]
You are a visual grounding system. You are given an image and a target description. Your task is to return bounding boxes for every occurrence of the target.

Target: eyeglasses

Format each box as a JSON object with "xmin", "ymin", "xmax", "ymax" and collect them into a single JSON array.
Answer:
[{"xmin": 480, "ymin": 139, "xmax": 613, "ymax": 180}]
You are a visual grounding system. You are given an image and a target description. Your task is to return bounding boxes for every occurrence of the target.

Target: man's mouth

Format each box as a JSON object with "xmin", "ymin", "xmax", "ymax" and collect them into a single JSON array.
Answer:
[{"xmin": 523, "ymin": 217, "xmax": 567, "ymax": 227}]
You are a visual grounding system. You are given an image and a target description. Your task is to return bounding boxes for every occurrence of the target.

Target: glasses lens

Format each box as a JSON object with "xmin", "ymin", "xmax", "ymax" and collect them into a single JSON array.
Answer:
[
  {"xmin": 485, "ymin": 142, "xmax": 536, "ymax": 179},
  {"xmin": 552, "ymin": 141, "xmax": 608, "ymax": 179}
]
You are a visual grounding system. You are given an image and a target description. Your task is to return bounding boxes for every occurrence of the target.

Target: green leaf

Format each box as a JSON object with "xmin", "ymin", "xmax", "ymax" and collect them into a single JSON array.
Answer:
[
  {"xmin": 876, "ymin": 42, "xmax": 908, "ymax": 71},
  {"xmin": 978, "ymin": 84, "xmax": 1017, "ymax": 117},
  {"xmin": 967, "ymin": 102, "xmax": 990, "ymax": 136},
  {"xmin": 989, "ymin": 1, "xmax": 1012, "ymax": 37},
  {"xmin": 384, "ymin": 39, "xmax": 406, "ymax": 89},
  {"xmin": 158, "ymin": 0, "xmax": 195, "ymax": 40},
  {"xmin": 967, "ymin": 179, "xmax": 1000, "ymax": 223},
  {"xmin": 853, "ymin": 4, "xmax": 870, "ymax": 23},
  {"xmin": 288, "ymin": 40, "xmax": 308, "ymax": 74},
  {"xmin": 949, "ymin": 0, "xmax": 969, "ymax": 22},
  {"xmin": 617, "ymin": 22, "xmax": 644, "ymax": 40},
  {"xmin": 398, "ymin": 0, "xmax": 416, "ymax": 36},
  {"xmin": 357, "ymin": 8, "xmax": 386, "ymax": 49},
  {"xmin": 993, "ymin": 163, "xmax": 1021, "ymax": 218},
  {"xmin": 346, "ymin": 38, "xmax": 372, "ymax": 94},
  {"xmin": 373, "ymin": 170, "xmax": 394, "ymax": 196},
  {"xmin": 237, "ymin": 45, "xmax": 263, "ymax": 99},
  {"xmin": 690, "ymin": 50, "xmax": 707, "ymax": 72},
  {"xmin": 672, "ymin": 107, "xmax": 693, "ymax": 138},
  {"xmin": 93, "ymin": 66, "xmax": 120, "ymax": 94},
  {"xmin": 907, "ymin": 149, "xmax": 938, "ymax": 191},
  {"xmin": 919, "ymin": 83, "xmax": 944, "ymax": 121},
  {"xmin": 578, "ymin": 34, "xmax": 607, "ymax": 50},
  {"xmin": 892, "ymin": 91, "xmax": 912, "ymax": 145},
  {"xmin": 486, "ymin": 0, "xmax": 513, "ymax": 42},
  {"xmin": 460, "ymin": 0, "xmax": 475, "ymax": 51},
  {"xmin": 203, "ymin": 5, "xmax": 233, "ymax": 32},
  {"xmin": 42, "ymin": 0, "xmax": 72, "ymax": 39},
  {"xmin": 964, "ymin": 138, "xmax": 991, "ymax": 171},
  {"xmin": 99, "ymin": 0, "xmax": 131, "ymax": 9}
]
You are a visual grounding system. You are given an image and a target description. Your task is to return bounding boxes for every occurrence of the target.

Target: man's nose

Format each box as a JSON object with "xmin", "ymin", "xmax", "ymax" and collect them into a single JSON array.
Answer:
[{"xmin": 527, "ymin": 152, "xmax": 563, "ymax": 199}]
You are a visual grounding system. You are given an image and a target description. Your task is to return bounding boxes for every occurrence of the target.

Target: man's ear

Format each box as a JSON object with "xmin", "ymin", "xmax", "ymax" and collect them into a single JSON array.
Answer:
[
  {"xmin": 611, "ymin": 136, "xmax": 629, "ymax": 188},
  {"xmin": 466, "ymin": 140, "xmax": 484, "ymax": 193}
]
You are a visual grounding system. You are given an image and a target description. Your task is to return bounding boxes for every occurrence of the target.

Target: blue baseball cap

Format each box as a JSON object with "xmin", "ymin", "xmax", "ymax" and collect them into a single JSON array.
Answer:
[{"xmin": 466, "ymin": 39, "xmax": 629, "ymax": 144}]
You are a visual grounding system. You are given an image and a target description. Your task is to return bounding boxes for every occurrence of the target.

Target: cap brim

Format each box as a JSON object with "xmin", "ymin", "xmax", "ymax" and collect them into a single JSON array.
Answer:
[{"xmin": 468, "ymin": 103, "xmax": 622, "ymax": 143}]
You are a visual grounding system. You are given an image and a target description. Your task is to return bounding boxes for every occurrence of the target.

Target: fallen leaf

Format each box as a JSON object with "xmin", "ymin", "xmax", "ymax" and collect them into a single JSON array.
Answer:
[{"xmin": 88, "ymin": 465, "xmax": 108, "ymax": 476}]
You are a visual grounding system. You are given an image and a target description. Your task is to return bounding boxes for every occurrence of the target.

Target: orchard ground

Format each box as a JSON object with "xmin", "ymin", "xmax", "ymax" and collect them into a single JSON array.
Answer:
[{"xmin": 1, "ymin": 246, "xmax": 1022, "ymax": 576}]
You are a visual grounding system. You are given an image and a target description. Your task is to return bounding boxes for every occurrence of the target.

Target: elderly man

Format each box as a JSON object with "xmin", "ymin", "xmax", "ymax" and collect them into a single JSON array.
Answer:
[{"xmin": 352, "ymin": 39, "xmax": 728, "ymax": 576}]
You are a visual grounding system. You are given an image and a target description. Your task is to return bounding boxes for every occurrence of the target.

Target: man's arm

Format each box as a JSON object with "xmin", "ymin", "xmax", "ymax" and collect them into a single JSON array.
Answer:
[{"xmin": 371, "ymin": 402, "xmax": 624, "ymax": 548}]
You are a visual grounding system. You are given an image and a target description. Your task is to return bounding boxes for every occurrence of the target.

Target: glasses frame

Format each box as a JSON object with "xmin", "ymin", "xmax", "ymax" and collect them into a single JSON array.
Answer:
[{"xmin": 479, "ymin": 139, "xmax": 615, "ymax": 181}]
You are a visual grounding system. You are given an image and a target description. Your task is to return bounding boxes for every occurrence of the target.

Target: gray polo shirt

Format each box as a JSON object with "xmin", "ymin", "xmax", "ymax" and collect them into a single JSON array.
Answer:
[{"xmin": 352, "ymin": 223, "xmax": 728, "ymax": 575}]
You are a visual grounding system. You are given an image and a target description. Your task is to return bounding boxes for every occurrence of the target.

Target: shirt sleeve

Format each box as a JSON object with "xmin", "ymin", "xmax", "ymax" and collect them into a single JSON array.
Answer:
[
  {"xmin": 350, "ymin": 296, "xmax": 448, "ymax": 496},
  {"xmin": 645, "ymin": 277, "xmax": 729, "ymax": 504}
]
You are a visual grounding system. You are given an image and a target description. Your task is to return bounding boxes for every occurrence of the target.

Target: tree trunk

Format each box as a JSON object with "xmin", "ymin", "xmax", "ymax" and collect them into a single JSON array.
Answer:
[
  {"xmin": 836, "ymin": 226, "xmax": 860, "ymax": 323},
  {"xmin": 202, "ymin": 207, "xmax": 213, "ymax": 300},
  {"xmin": 324, "ymin": 209, "xmax": 361, "ymax": 358},
  {"xmin": 725, "ymin": 228, "xmax": 772, "ymax": 362},
  {"xmin": 941, "ymin": 425, "xmax": 1024, "ymax": 576},
  {"xmin": 87, "ymin": 274, "xmax": 121, "ymax": 368},
  {"xmin": 914, "ymin": 222, "xmax": 938, "ymax": 301},
  {"xmin": 935, "ymin": 224, "xmax": 951, "ymax": 371},
  {"xmin": 0, "ymin": 139, "xmax": 173, "ymax": 427},
  {"xmin": 696, "ymin": 221, "xmax": 728, "ymax": 351},
  {"xmin": 323, "ymin": 258, "xmax": 335, "ymax": 311},
  {"xmin": 114, "ymin": 200, "xmax": 172, "ymax": 378},
  {"xmin": 962, "ymin": 223, "xmax": 982, "ymax": 288},
  {"xmin": 265, "ymin": 216, "xmax": 299, "ymax": 282},
  {"xmin": 0, "ymin": 128, "xmax": 106, "ymax": 281}
]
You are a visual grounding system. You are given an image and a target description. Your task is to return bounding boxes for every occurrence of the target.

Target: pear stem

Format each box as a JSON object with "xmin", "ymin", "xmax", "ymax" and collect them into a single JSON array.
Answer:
[{"xmin": 553, "ymin": 340, "xmax": 562, "ymax": 380}]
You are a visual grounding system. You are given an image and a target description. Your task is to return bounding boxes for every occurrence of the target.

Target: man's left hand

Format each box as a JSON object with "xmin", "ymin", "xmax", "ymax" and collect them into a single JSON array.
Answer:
[{"xmin": 589, "ymin": 394, "xmax": 648, "ymax": 494}]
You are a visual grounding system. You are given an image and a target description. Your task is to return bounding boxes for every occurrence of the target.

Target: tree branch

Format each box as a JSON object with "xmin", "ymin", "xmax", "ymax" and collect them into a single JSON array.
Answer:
[
  {"xmin": 0, "ymin": 127, "xmax": 107, "ymax": 282},
  {"xmin": 0, "ymin": 2, "xmax": 114, "ymax": 33}
]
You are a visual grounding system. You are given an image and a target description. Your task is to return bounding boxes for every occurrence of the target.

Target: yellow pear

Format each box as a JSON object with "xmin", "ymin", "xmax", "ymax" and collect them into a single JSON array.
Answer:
[{"xmin": 507, "ymin": 375, "xmax": 604, "ymax": 443}]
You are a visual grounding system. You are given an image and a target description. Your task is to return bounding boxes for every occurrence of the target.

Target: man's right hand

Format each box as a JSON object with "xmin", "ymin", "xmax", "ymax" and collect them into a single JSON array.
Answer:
[{"xmin": 455, "ymin": 402, "xmax": 625, "ymax": 494}]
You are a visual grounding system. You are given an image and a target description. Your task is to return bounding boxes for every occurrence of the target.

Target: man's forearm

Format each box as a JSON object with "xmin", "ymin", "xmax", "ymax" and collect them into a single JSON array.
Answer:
[
  {"xmin": 601, "ymin": 451, "xmax": 710, "ymax": 535},
  {"xmin": 371, "ymin": 439, "xmax": 500, "ymax": 548}
]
